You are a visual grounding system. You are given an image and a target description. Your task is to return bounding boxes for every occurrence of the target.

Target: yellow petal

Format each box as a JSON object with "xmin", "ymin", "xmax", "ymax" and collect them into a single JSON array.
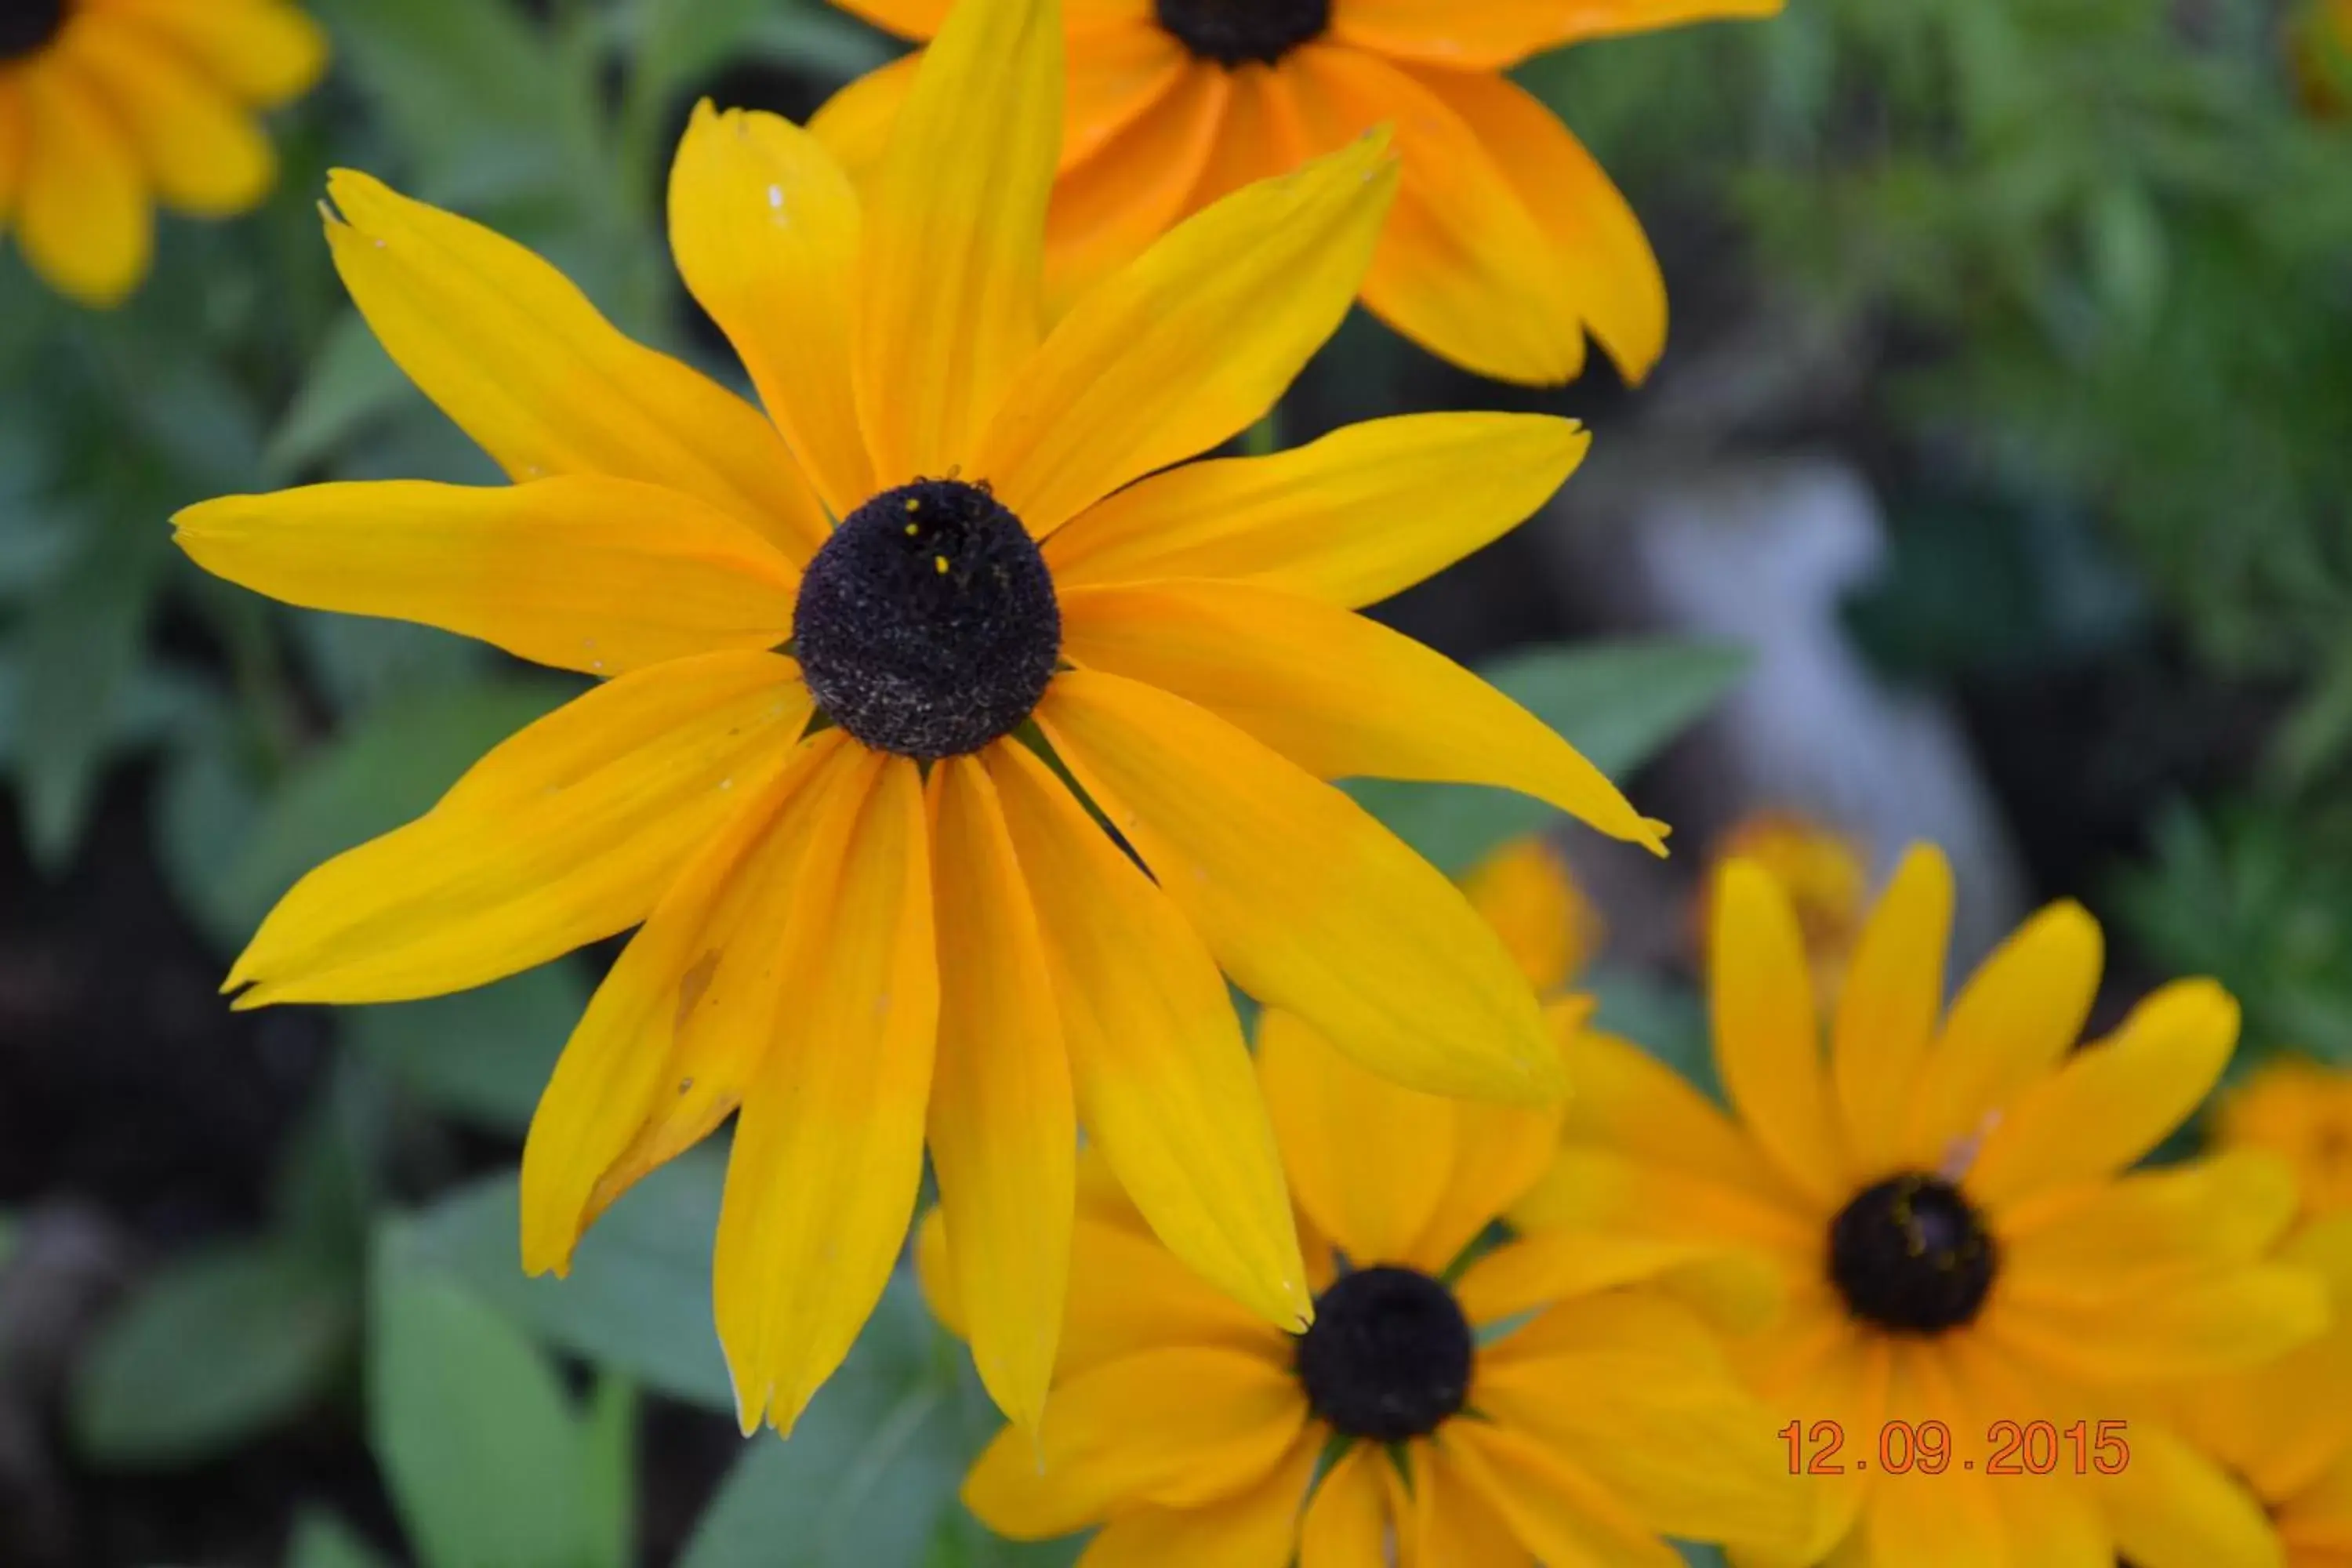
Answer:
[
  {"xmin": 1557, "ymin": 1028, "xmax": 1786, "ymax": 1197},
  {"xmin": 977, "ymin": 132, "xmax": 1398, "ymax": 538},
  {"xmin": 61, "ymin": 20, "xmax": 274, "ymax": 216},
  {"xmin": 1476, "ymin": 1293, "xmax": 1815, "ymax": 1552},
  {"xmin": 323, "ymin": 170, "xmax": 827, "ymax": 562},
  {"xmin": 105, "ymin": 0, "xmax": 329, "ymax": 104},
  {"xmin": 1998, "ymin": 1150, "xmax": 2300, "ymax": 1295},
  {"xmin": 669, "ymin": 103, "xmax": 873, "ymax": 521},
  {"xmin": 1062, "ymin": 579, "xmax": 1662, "ymax": 850},
  {"xmin": 1332, "ymin": 0, "xmax": 1784, "ymax": 68},
  {"xmin": 1455, "ymin": 1229, "xmax": 1781, "ymax": 1334},
  {"xmin": 518, "ymin": 729, "xmax": 862, "ymax": 1274},
  {"xmin": 1902, "ymin": 900, "xmax": 2104, "ymax": 1164},
  {"xmin": 853, "ymin": 0, "xmax": 1060, "ymax": 485},
  {"xmin": 1063, "ymin": 1429, "xmax": 1319, "ymax": 1568},
  {"xmin": 1830, "ymin": 846, "xmax": 1953, "ymax": 1174},
  {"xmin": 1984, "ymin": 1262, "xmax": 2326, "ymax": 1382},
  {"xmin": 1298, "ymin": 1445, "xmax": 1390, "ymax": 1568},
  {"xmin": 1058, "ymin": 1209, "xmax": 1294, "ymax": 1381},
  {"xmin": 230, "ymin": 653, "xmax": 812, "ymax": 1007},
  {"xmin": 1711, "ymin": 859, "xmax": 1849, "ymax": 1203},
  {"xmin": 826, "ymin": 0, "xmax": 950, "ymax": 38},
  {"xmin": 1283, "ymin": 45, "xmax": 1584, "ymax": 387},
  {"xmin": 14, "ymin": 60, "xmax": 151, "ymax": 307},
  {"xmin": 1042, "ymin": 62, "xmax": 1227, "ymax": 314},
  {"xmin": 1510, "ymin": 1145, "xmax": 1818, "ymax": 1265},
  {"xmin": 174, "ymin": 477, "xmax": 799, "ymax": 677},
  {"xmin": 1039, "ymin": 670, "xmax": 1564, "ymax": 1106},
  {"xmin": 2101, "ymin": 1415, "xmax": 2286, "ymax": 1568},
  {"xmin": 714, "ymin": 755, "xmax": 939, "ymax": 1435},
  {"xmin": 1405, "ymin": 64, "xmax": 1667, "ymax": 382},
  {"xmin": 962, "ymin": 1348, "xmax": 1308, "ymax": 1537},
  {"xmin": 989, "ymin": 739, "xmax": 1309, "ymax": 1329},
  {"xmin": 1859, "ymin": 1347, "xmax": 2005, "ymax": 1568},
  {"xmin": 1410, "ymin": 1447, "xmax": 1533, "ymax": 1568},
  {"xmin": 1256, "ymin": 1006, "xmax": 1459, "ymax": 1267},
  {"xmin": 1046, "ymin": 412, "xmax": 1588, "ymax": 610},
  {"xmin": 1967, "ymin": 979, "xmax": 2241, "ymax": 1205},
  {"xmin": 1462, "ymin": 837, "xmax": 1598, "ymax": 993},
  {"xmin": 807, "ymin": 51, "xmax": 919, "ymax": 188},
  {"xmin": 1439, "ymin": 1418, "xmax": 1683, "ymax": 1568},
  {"xmin": 926, "ymin": 756, "xmax": 1075, "ymax": 1432}
]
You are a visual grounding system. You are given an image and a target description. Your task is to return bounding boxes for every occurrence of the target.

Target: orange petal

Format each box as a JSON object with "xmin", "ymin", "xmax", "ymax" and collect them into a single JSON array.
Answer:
[{"xmin": 1333, "ymin": 0, "xmax": 1784, "ymax": 68}]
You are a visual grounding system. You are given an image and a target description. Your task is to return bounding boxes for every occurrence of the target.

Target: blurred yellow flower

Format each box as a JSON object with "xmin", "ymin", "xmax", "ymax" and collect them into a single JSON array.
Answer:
[
  {"xmin": 1703, "ymin": 809, "xmax": 1868, "ymax": 1003},
  {"xmin": 809, "ymin": 0, "xmax": 1781, "ymax": 386},
  {"xmin": 2160, "ymin": 1214, "xmax": 2352, "ymax": 1568},
  {"xmin": 2292, "ymin": 0, "xmax": 2352, "ymax": 118},
  {"xmin": 173, "ymin": 0, "xmax": 1664, "ymax": 1439},
  {"xmin": 938, "ymin": 942, "xmax": 1809, "ymax": 1564},
  {"xmin": 0, "ymin": 0, "xmax": 325, "ymax": 305},
  {"xmin": 1460, "ymin": 833, "xmax": 1604, "ymax": 993},
  {"xmin": 2220, "ymin": 1057, "xmax": 2352, "ymax": 1221},
  {"xmin": 1522, "ymin": 844, "xmax": 2329, "ymax": 1565}
]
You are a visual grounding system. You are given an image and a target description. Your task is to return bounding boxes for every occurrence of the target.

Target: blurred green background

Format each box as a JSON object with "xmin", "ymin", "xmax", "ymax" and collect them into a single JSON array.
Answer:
[{"xmin": 3, "ymin": 0, "xmax": 2350, "ymax": 1563}]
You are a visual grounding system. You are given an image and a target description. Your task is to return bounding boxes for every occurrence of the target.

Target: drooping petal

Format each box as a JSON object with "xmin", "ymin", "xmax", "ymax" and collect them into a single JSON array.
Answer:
[
  {"xmin": 977, "ymin": 132, "xmax": 1397, "ymax": 537},
  {"xmin": 963, "ymin": 1348, "xmax": 1309, "ymax": 1537},
  {"xmin": 1331, "ymin": 0, "xmax": 1784, "ymax": 68},
  {"xmin": 1183, "ymin": 59, "xmax": 1297, "ymax": 210},
  {"xmin": 1405, "ymin": 64, "xmax": 1668, "ymax": 382},
  {"xmin": 1046, "ymin": 412, "xmax": 1588, "ymax": 609},
  {"xmin": 1060, "ymin": 579, "xmax": 1661, "ymax": 851},
  {"xmin": 1830, "ymin": 845, "xmax": 1953, "ymax": 1174},
  {"xmin": 852, "ymin": 0, "xmax": 1062, "ymax": 485},
  {"xmin": 1282, "ymin": 46, "xmax": 1585, "ymax": 387},
  {"xmin": 1439, "ymin": 1418, "xmax": 1683, "ymax": 1568},
  {"xmin": 103, "ymin": 0, "xmax": 329, "ymax": 104},
  {"xmin": 669, "ymin": 103, "xmax": 873, "ymax": 523},
  {"xmin": 1038, "ymin": 670, "xmax": 1563, "ymax": 1106},
  {"xmin": 1298, "ymin": 1445, "xmax": 1391, "ymax": 1568},
  {"xmin": 60, "ymin": 20, "xmax": 274, "ymax": 216},
  {"xmin": 14, "ymin": 60, "xmax": 151, "ymax": 307},
  {"xmin": 925, "ymin": 755, "xmax": 1075, "ymax": 1432},
  {"xmin": 229, "ymin": 653, "xmax": 812, "ymax": 1007},
  {"xmin": 174, "ymin": 477, "xmax": 799, "ymax": 677},
  {"xmin": 989, "ymin": 740, "xmax": 1309, "ymax": 1330},
  {"xmin": 1475, "ymin": 1293, "xmax": 1814, "ymax": 1553},
  {"xmin": 1902, "ymin": 900, "xmax": 2103, "ymax": 1164},
  {"xmin": 1966, "ymin": 979, "xmax": 2241, "ymax": 1205},
  {"xmin": 1711, "ymin": 860, "xmax": 1849, "ymax": 1203},
  {"xmin": 1072, "ymin": 1430, "xmax": 1319, "ymax": 1568},
  {"xmin": 323, "ymin": 170, "xmax": 826, "ymax": 561},
  {"xmin": 713, "ymin": 755, "xmax": 938, "ymax": 1436},
  {"xmin": 518, "ymin": 729, "xmax": 862, "ymax": 1274},
  {"xmin": 1042, "ymin": 62, "xmax": 1228, "ymax": 313}
]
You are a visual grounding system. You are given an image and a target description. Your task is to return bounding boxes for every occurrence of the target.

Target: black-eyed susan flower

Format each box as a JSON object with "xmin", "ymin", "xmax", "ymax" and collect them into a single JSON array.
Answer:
[
  {"xmin": 808, "ymin": 0, "xmax": 1780, "ymax": 386},
  {"xmin": 2220, "ymin": 1058, "xmax": 2352, "ymax": 1224},
  {"xmin": 2161, "ymin": 1214, "xmax": 2352, "ymax": 1568},
  {"xmin": 1700, "ymin": 810, "xmax": 1870, "ymax": 1004},
  {"xmin": 1519, "ymin": 844, "xmax": 2331, "ymax": 1566},
  {"xmin": 0, "ymin": 0, "xmax": 325, "ymax": 305},
  {"xmin": 172, "ymin": 0, "xmax": 1664, "ymax": 1439},
  {"xmin": 934, "ymin": 846, "xmax": 1811, "ymax": 1564}
]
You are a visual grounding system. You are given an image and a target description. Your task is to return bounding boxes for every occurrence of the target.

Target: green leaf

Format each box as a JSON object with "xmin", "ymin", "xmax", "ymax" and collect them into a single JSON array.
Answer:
[
  {"xmin": 582, "ymin": 1377, "xmax": 640, "ymax": 1568},
  {"xmin": 678, "ymin": 1276, "xmax": 967, "ymax": 1568},
  {"xmin": 350, "ymin": 962, "xmax": 586, "ymax": 1132},
  {"xmin": 213, "ymin": 674, "xmax": 575, "ymax": 939},
  {"xmin": 287, "ymin": 1510, "xmax": 396, "ymax": 1568},
  {"xmin": 265, "ymin": 311, "xmax": 413, "ymax": 481},
  {"xmin": 69, "ymin": 1242, "xmax": 354, "ymax": 1468},
  {"xmin": 401, "ymin": 1152, "xmax": 735, "ymax": 1410},
  {"xmin": 370, "ymin": 1225, "xmax": 595, "ymax": 1568},
  {"xmin": 1347, "ymin": 640, "xmax": 1750, "ymax": 876}
]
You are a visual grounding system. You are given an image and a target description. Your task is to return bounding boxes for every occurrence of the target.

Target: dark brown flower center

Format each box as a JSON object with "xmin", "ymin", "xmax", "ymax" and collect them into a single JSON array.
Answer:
[
  {"xmin": 1828, "ymin": 1173, "xmax": 1997, "ymax": 1334},
  {"xmin": 1294, "ymin": 1265, "xmax": 1472, "ymax": 1442},
  {"xmin": 0, "ymin": 0, "xmax": 67, "ymax": 61},
  {"xmin": 793, "ymin": 478, "xmax": 1060, "ymax": 761},
  {"xmin": 1153, "ymin": 0, "xmax": 1328, "ymax": 67}
]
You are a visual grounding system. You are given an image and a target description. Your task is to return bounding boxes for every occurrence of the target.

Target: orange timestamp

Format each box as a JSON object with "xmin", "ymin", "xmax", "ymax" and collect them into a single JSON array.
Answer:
[{"xmin": 1780, "ymin": 1418, "xmax": 2132, "ymax": 1476}]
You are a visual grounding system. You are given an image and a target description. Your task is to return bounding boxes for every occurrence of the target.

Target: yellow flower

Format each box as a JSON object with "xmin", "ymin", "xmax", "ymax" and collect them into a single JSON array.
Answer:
[
  {"xmin": 808, "ymin": 0, "xmax": 1780, "ymax": 387},
  {"xmin": 2292, "ymin": 0, "xmax": 2352, "ymax": 118},
  {"xmin": 1460, "ymin": 833, "xmax": 1604, "ymax": 993},
  {"xmin": 1520, "ymin": 844, "xmax": 2330, "ymax": 1565},
  {"xmin": 172, "ymin": 0, "xmax": 1663, "ymax": 1439},
  {"xmin": 1701, "ymin": 811, "xmax": 1869, "ymax": 1004},
  {"xmin": 937, "ymin": 850, "xmax": 1810, "ymax": 1564},
  {"xmin": 2220, "ymin": 1058, "xmax": 2352, "ymax": 1222},
  {"xmin": 0, "ymin": 0, "xmax": 325, "ymax": 305},
  {"xmin": 2160, "ymin": 1214, "xmax": 2352, "ymax": 1568}
]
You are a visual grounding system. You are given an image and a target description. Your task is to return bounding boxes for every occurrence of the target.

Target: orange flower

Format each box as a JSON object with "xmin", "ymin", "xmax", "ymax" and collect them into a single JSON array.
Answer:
[
  {"xmin": 2220, "ymin": 1057, "xmax": 2352, "ymax": 1222},
  {"xmin": 809, "ymin": 0, "xmax": 1782, "ymax": 386}
]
